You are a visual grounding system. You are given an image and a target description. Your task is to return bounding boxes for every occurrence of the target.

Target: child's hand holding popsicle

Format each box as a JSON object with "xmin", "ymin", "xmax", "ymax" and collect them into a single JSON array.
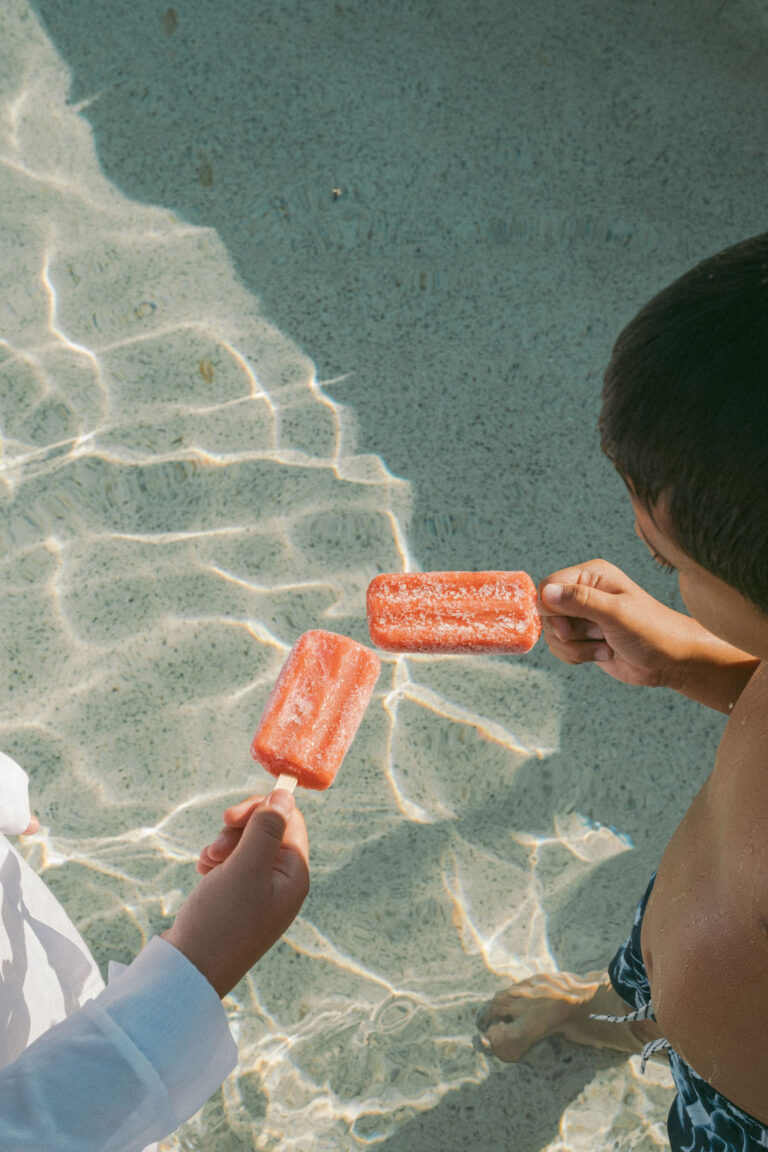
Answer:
[
  {"xmin": 163, "ymin": 788, "xmax": 309, "ymax": 998},
  {"xmin": 537, "ymin": 559, "xmax": 758, "ymax": 712},
  {"xmin": 197, "ymin": 792, "xmax": 298, "ymax": 875},
  {"xmin": 537, "ymin": 560, "xmax": 689, "ymax": 685}
]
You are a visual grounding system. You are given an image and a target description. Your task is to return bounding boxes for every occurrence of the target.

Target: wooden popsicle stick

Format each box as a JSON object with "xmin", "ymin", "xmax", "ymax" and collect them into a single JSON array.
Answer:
[{"xmin": 273, "ymin": 774, "xmax": 298, "ymax": 794}]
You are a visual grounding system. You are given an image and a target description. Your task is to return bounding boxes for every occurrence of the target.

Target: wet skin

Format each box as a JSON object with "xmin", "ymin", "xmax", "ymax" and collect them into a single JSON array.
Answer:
[
  {"xmin": 634, "ymin": 502, "xmax": 768, "ymax": 1122},
  {"xmin": 479, "ymin": 498, "xmax": 768, "ymax": 1124}
]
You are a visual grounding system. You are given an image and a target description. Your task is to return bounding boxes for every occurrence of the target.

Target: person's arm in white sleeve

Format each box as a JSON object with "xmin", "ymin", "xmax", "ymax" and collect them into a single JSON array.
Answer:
[
  {"xmin": 0, "ymin": 789, "xmax": 309, "ymax": 1152},
  {"xmin": 0, "ymin": 751, "xmax": 33, "ymax": 836},
  {"xmin": 0, "ymin": 938, "xmax": 236, "ymax": 1152}
]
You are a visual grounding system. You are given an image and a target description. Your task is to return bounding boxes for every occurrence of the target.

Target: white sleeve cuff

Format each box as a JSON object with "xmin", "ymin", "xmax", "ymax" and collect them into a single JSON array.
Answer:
[
  {"xmin": 96, "ymin": 935, "xmax": 238, "ymax": 1126},
  {"xmin": 0, "ymin": 750, "xmax": 32, "ymax": 835}
]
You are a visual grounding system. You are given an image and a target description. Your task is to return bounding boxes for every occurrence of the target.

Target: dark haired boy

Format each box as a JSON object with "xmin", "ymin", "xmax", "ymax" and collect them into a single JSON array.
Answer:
[{"xmin": 478, "ymin": 233, "xmax": 768, "ymax": 1149}]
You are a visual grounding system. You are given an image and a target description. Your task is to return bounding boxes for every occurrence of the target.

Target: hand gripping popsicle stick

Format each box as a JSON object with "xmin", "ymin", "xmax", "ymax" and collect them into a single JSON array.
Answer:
[
  {"xmin": 252, "ymin": 630, "xmax": 381, "ymax": 791},
  {"xmin": 367, "ymin": 571, "xmax": 541, "ymax": 654}
]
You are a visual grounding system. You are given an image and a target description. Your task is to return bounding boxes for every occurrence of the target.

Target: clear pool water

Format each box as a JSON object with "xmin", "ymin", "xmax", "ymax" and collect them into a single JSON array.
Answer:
[{"xmin": 1, "ymin": 1, "xmax": 760, "ymax": 1148}]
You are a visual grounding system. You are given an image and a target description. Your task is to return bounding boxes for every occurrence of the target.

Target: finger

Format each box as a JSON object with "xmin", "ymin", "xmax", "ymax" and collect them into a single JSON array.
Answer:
[
  {"xmin": 232, "ymin": 789, "xmax": 296, "ymax": 872},
  {"xmin": 540, "ymin": 580, "xmax": 624, "ymax": 627},
  {"xmin": 541, "ymin": 615, "xmax": 604, "ymax": 643},
  {"xmin": 222, "ymin": 795, "xmax": 266, "ymax": 828},
  {"xmin": 222, "ymin": 793, "xmax": 310, "ymax": 908},
  {"xmin": 205, "ymin": 825, "xmax": 242, "ymax": 862},
  {"xmin": 197, "ymin": 828, "xmax": 244, "ymax": 873},
  {"xmin": 538, "ymin": 560, "xmax": 631, "ymax": 600},
  {"xmin": 196, "ymin": 844, "xmax": 219, "ymax": 873},
  {"xmin": 274, "ymin": 802, "xmax": 310, "ymax": 877},
  {"xmin": 21, "ymin": 816, "xmax": 40, "ymax": 836},
  {"xmin": 544, "ymin": 615, "xmax": 570, "ymax": 642},
  {"xmin": 543, "ymin": 635, "xmax": 613, "ymax": 666},
  {"xmin": 223, "ymin": 788, "xmax": 297, "ymax": 828}
]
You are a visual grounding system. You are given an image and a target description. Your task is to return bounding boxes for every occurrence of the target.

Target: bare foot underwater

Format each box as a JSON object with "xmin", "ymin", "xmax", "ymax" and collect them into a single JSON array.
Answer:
[{"xmin": 477, "ymin": 969, "xmax": 663, "ymax": 1062}]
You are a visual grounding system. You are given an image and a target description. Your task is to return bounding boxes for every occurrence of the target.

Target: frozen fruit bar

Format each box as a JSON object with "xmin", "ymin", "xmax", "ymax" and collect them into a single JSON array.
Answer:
[
  {"xmin": 367, "ymin": 571, "xmax": 541, "ymax": 654},
  {"xmin": 251, "ymin": 630, "xmax": 381, "ymax": 790}
]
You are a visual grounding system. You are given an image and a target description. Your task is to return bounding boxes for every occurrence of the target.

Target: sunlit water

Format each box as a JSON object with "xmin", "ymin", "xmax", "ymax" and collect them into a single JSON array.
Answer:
[{"xmin": 0, "ymin": 3, "xmax": 677, "ymax": 1149}]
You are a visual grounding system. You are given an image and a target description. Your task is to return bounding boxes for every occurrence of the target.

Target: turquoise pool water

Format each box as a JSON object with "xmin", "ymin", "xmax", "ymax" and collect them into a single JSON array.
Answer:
[{"xmin": 1, "ymin": 1, "xmax": 763, "ymax": 1148}]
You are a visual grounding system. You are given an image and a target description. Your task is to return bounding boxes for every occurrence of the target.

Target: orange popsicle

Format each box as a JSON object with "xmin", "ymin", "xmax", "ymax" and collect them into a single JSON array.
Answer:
[
  {"xmin": 367, "ymin": 571, "xmax": 541, "ymax": 654},
  {"xmin": 251, "ymin": 630, "xmax": 381, "ymax": 790}
]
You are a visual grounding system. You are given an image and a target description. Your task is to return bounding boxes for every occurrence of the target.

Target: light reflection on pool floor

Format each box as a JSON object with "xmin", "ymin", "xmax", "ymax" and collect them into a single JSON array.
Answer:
[{"xmin": 0, "ymin": 3, "xmax": 673, "ymax": 1149}]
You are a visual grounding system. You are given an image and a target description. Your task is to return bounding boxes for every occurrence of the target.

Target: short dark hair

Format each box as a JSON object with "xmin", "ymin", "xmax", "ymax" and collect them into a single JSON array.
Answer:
[{"xmin": 599, "ymin": 232, "xmax": 768, "ymax": 614}]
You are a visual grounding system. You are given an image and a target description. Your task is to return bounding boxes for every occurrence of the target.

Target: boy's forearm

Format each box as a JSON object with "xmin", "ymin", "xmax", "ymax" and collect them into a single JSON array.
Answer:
[{"xmin": 667, "ymin": 626, "xmax": 760, "ymax": 714}]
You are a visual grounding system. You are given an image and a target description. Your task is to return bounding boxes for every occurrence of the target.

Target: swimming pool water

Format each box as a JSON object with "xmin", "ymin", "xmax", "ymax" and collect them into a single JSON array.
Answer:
[{"xmin": 2, "ymin": 0, "xmax": 760, "ymax": 1147}]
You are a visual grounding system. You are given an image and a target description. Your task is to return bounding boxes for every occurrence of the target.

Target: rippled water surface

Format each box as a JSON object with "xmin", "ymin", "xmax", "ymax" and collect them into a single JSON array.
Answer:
[{"xmin": 3, "ymin": 0, "xmax": 762, "ymax": 1148}]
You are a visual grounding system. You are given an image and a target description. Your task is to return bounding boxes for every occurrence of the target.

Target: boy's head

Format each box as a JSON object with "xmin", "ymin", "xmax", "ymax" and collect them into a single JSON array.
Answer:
[{"xmin": 599, "ymin": 232, "xmax": 768, "ymax": 620}]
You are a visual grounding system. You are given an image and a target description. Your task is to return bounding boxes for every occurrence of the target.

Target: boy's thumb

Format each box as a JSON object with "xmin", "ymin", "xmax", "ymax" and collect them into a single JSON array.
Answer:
[{"xmin": 541, "ymin": 581, "xmax": 612, "ymax": 622}]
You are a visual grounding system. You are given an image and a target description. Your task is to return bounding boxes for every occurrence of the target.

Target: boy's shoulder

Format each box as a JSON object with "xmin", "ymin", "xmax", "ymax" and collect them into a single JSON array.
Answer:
[
  {"xmin": 718, "ymin": 659, "xmax": 768, "ymax": 764},
  {"xmin": 713, "ymin": 660, "xmax": 768, "ymax": 837}
]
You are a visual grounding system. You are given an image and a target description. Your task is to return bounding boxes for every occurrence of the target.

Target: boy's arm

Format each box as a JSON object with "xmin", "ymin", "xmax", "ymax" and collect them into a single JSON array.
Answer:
[
  {"xmin": 538, "ymin": 561, "xmax": 759, "ymax": 715},
  {"xmin": 663, "ymin": 624, "xmax": 760, "ymax": 714}
]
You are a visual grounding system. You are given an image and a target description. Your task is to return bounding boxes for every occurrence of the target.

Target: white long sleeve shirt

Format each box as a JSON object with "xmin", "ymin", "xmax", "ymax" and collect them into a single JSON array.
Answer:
[{"xmin": 0, "ymin": 751, "xmax": 238, "ymax": 1151}]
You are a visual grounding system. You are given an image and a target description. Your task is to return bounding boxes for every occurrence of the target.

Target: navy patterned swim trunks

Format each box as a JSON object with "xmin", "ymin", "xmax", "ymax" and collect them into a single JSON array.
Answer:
[{"xmin": 603, "ymin": 873, "xmax": 768, "ymax": 1151}]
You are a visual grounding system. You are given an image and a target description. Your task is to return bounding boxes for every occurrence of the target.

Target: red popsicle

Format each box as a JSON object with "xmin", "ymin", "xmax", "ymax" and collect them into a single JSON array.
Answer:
[
  {"xmin": 251, "ymin": 630, "xmax": 381, "ymax": 791},
  {"xmin": 367, "ymin": 571, "xmax": 541, "ymax": 654}
]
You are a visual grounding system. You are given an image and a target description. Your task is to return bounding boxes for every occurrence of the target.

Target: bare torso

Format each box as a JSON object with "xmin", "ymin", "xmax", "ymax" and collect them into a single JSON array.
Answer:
[{"xmin": 641, "ymin": 661, "xmax": 768, "ymax": 1122}]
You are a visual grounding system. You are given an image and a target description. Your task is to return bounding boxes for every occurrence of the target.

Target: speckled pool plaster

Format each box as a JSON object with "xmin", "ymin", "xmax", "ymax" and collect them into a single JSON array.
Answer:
[{"xmin": 1, "ymin": 0, "xmax": 765, "ymax": 1148}]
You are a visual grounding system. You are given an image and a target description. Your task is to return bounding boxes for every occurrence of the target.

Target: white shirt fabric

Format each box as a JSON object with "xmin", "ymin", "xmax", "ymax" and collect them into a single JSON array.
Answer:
[{"xmin": 0, "ymin": 751, "xmax": 238, "ymax": 1151}]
